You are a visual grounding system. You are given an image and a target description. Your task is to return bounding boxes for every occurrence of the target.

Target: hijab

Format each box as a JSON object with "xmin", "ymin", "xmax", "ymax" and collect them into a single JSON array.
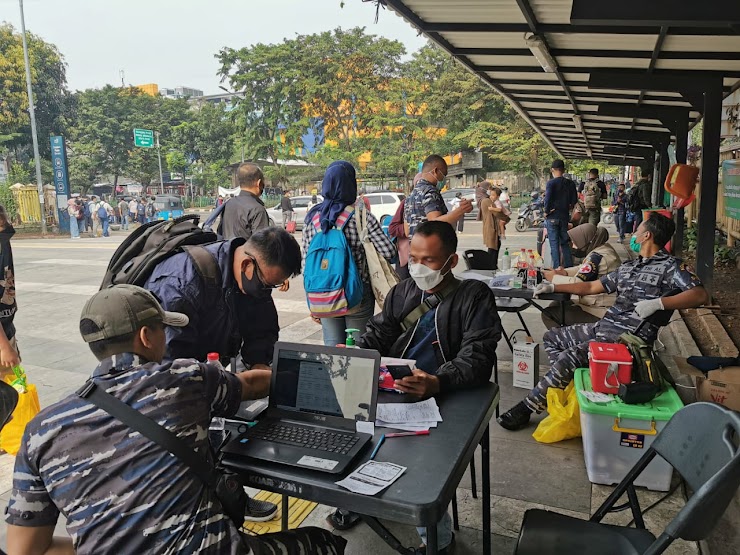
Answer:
[
  {"xmin": 305, "ymin": 161, "xmax": 358, "ymax": 233},
  {"xmin": 568, "ymin": 223, "xmax": 609, "ymax": 257}
]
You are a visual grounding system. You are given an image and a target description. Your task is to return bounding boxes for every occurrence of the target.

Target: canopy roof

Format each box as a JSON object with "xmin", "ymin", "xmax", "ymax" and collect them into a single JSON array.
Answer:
[{"xmin": 382, "ymin": 0, "xmax": 740, "ymax": 162}]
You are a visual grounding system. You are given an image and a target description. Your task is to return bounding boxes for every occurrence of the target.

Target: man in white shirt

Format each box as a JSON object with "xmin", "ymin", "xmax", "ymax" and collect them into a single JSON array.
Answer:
[
  {"xmin": 128, "ymin": 198, "xmax": 138, "ymax": 226},
  {"xmin": 92, "ymin": 197, "xmax": 113, "ymax": 237}
]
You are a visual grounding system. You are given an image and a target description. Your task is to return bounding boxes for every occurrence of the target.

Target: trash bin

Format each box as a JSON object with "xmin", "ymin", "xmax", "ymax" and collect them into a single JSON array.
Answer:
[{"xmin": 574, "ymin": 368, "xmax": 683, "ymax": 491}]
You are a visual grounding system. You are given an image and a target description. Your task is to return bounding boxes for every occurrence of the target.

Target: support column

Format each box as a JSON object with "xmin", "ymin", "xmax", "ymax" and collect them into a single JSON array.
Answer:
[
  {"xmin": 673, "ymin": 118, "xmax": 689, "ymax": 257},
  {"xmin": 657, "ymin": 145, "xmax": 669, "ymax": 207},
  {"xmin": 696, "ymin": 87, "xmax": 723, "ymax": 296}
]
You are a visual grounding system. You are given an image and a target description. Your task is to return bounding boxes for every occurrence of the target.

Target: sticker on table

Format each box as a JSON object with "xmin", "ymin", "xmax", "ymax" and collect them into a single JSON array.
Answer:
[
  {"xmin": 619, "ymin": 432, "xmax": 645, "ymax": 449},
  {"xmin": 297, "ymin": 455, "xmax": 339, "ymax": 470}
]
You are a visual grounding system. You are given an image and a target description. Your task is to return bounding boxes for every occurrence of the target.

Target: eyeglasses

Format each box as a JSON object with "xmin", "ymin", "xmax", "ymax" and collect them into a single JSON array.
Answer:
[{"xmin": 246, "ymin": 253, "xmax": 281, "ymax": 289}]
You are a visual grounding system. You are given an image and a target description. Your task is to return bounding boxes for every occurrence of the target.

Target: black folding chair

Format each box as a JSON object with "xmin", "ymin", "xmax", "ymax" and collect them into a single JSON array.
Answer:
[
  {"xmin": 462, "ymin": 249, "xmax": 497, "ymax": 271},
  {"xmin": 514, "ymin": 402, "xmax": 740, "ymax": 555}
]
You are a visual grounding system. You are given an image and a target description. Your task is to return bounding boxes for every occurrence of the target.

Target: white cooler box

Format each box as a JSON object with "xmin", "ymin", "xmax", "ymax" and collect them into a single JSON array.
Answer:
[{"xmin": 574, "ymin": 368, "xmax": 684, "ymax": 492}]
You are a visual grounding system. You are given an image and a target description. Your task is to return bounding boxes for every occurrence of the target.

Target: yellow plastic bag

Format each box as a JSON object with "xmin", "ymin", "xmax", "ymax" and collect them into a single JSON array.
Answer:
[
  {"xmin": 0, "ymin": 383, "xmax": 40, "ymax": 455},
  {"xmin": 532, "ymin": 382, "xmax": 581, "ymax": 444}
]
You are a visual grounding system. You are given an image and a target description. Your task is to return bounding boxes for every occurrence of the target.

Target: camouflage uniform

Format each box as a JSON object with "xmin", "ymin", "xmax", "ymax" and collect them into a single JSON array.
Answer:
[
  {"xmin": 524, "ymin": 251, "xmax": 701, "ymax": 412},
  {"xmin": 404, "ymin": 179, "xmax": 447, "ymax": 237},
  {"xmin": 5, "ymin": 354, "xmax": 345, "ymax": 555}
]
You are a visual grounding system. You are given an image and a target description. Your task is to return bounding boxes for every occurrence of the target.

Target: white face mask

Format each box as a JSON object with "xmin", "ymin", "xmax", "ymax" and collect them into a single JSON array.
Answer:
[{"xmin": 408, "ymin": 255, "xmax": 453, "ymax": 291}]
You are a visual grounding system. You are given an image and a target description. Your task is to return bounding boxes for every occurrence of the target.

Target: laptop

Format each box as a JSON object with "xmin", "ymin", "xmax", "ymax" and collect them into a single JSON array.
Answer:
[{"xmin": 222, "ymin": 342, "xmax": 380, "ymax": 474}]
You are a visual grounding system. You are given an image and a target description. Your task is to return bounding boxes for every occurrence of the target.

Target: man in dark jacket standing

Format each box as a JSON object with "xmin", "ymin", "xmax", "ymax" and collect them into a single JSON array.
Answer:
[
  {"xmin": 544, "ymin": 159, "xmax": 578, "ymax": 268},
  {"xmin": 633, "ymin": 166, "xmax": 653, "ymax": 231},
  {"xmin": 280, "ymin": 191, "xmax": 294, "ymax": 228},
  {"xmin": 143, "ymin": 227, "xmax": 302, "ymax": 368},
  {"xmin": 220, "ymin": 163, "xmax": 270, "ymax": 241},
  {"xmin": 326, "ymin": 220, "xmax": 502, "ymax": 553}
]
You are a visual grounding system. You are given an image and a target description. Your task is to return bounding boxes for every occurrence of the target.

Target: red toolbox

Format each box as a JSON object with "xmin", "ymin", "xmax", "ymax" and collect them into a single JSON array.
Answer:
[{"xmin": 588, "ymin": 342, "xmax": 633, "ymax": 394}]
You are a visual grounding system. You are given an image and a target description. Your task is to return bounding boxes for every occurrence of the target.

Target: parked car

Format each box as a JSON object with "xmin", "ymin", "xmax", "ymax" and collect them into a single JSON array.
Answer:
[
  {"xmin": 442, "ymin": 188, "xmax": 479, "ymax": 220},
  {"xmin": 266, "ymin": 195, "xmax": 322, "ymax": 230},
  {"xmin": 363, "ymin": 192, "xmax": 405, "ymax": 223}
]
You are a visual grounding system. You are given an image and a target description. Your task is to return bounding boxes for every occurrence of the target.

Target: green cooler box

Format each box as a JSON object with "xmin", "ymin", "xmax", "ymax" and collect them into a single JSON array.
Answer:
[{"xmin": 574, "ymin": 368, "xmax": 684, "ymax": 491}]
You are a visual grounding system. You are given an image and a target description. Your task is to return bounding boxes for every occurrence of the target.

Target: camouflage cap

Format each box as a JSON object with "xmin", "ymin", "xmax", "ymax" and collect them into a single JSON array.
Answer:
[{"xmin": 80, "ymin": 285, "xmax": 188, "ymax": 343}]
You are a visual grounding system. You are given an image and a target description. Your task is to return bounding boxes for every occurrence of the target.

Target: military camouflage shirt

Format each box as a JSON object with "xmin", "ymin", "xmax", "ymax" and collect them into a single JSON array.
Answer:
[
  {"xmin": 5, "ymin": 354, "xmax": 246, "ymax": 555},
  {"xmin": 597, "ymin": 250, "xmax": 701, "ymax": 342},
  {"xmin": 404, "ymin": 179, "xmax": 447, "ymax": 237}
]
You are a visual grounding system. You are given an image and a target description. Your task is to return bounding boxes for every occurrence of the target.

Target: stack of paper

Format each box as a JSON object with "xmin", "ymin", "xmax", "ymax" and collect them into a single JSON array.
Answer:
[{"xmin": 375, "ymin": 398, "xmax": 443, "ymax": 432}]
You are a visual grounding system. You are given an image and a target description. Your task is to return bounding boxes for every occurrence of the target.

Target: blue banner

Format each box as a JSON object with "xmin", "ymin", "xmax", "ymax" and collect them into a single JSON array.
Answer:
[{"xmin": 50, "ymin": 135, "xmax": 70, "ymax": 233}]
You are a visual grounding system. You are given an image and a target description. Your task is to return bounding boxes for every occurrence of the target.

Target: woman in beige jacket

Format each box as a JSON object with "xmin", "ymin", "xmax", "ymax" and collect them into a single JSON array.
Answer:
[{"xmin": 541, "ymin": 224, "xmax": 621, "ymax": 328}]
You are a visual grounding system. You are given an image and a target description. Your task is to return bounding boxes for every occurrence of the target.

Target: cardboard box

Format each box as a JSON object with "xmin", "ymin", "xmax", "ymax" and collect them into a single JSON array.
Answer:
[
  {"xmin": 674, "ymin": 357, "xmax": 740, "ymax": 411},
  {"xmin": 513, "ymin": 341, "xmax": 539, "ymax": 389}
]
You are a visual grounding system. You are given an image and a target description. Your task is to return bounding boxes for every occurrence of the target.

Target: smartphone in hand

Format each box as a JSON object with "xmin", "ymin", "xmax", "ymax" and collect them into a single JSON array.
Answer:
[{"xmin": 386, "ymin": 365, "xmax": 413, "ymax": 380}]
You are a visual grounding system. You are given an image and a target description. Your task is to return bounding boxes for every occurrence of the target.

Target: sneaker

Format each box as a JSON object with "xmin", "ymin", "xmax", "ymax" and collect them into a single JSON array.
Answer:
[
  {"xmin": 243, "ymin": 497, "xmax": 278, "ymax": 522},
  {"xmin": 497, "ymin": 402, "xmax": 533, "ymax": 431},
  {"xmin": 326, "ymin": 508, "xmax": 361, "ymax": 530},
  {"xmin": 415, "ymin": 533, "xmax": 456, "ymax": 554}
]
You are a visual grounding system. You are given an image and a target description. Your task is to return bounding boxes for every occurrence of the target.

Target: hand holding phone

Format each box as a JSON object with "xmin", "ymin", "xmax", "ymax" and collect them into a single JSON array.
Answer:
[{"xmin": 386, "ymin": 364, "xmax": 413, "ymax": 380}]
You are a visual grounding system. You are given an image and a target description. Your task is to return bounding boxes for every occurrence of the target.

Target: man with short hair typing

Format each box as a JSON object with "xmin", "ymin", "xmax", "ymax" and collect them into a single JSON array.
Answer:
[
  {"xmin": 498, "ymin": 212, "xmax": 709, "ymax": 431},
  {"xmin": 5, "ymin": 285, "xmax": 346, "ymax": 555},
  {"xmin": 326, "ymin": 220, "xmax": 502, "ymax": 554}
]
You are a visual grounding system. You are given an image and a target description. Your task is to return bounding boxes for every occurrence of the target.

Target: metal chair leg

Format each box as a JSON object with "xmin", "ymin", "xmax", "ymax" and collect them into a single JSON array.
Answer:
[
  {"xmin": 493, "ymin": 359, "xmax": 499, "ymax": 417},
  {"xmin": 516, "ymin": 311, "xmax": 532, "ymax": 337},
  {"xmin": 470, "ymin": 458, "xmax": 478, "ymax": 499},
  {"xmin": 451, "ymin": 494, "xmax": 460, "ymax": 531}
]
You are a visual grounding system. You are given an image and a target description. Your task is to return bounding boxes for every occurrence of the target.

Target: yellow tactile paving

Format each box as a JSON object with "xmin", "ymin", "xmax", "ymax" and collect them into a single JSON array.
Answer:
[{"xmin": 242, "ymin": 491, "xmax": 318, "ymax": 535}]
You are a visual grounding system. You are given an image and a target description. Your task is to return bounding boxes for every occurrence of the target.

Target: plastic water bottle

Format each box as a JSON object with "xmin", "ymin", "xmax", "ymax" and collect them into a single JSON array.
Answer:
[
  {"xmin": 527, "ymin": 254, "xmax": 537, "ymax": 289},
  {"xmin": 502, "ymin": 248, "xmax": 511, "ymax": 271},
  {"xmin": 207, "ymin": 353, "xmax": 225, "ymax": 433}
]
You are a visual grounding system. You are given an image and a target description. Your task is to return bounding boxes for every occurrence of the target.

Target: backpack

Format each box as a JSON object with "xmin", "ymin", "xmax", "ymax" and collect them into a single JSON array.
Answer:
[
  {"xmin": 84, "ymin": 202, "xmax": 92, "ymax": 219},
  {"xmin": 203, "ymin": 202, "xmax": 227, "ymax": 240},
  {"xmin": 618, "ymin": 332, "xmax": 675, "ymax": 403},
  {"xmin": 146, "ymin": 203, "xmax": 155, "ymax": 217},
  {"xmin": 137, "ymin": 202, "xmax": 146, "ymax": 215},
  {"xmin": 97, "ymin": 204, "xmax": 109, "ymax": 220},
  {"xmin": 627, "ymin": 187, "xmax": 642, "ymax": 213},
  {"xmin": 303, "ymin": 208, "xmax": 363, "ymax": 318},
  {"xmin": 583, "ymin": 181, "xmax": 600, "ymax": 209},
  {"xmin": 100, "ymin": 215, "xmax": 219, "ymax": 290}
]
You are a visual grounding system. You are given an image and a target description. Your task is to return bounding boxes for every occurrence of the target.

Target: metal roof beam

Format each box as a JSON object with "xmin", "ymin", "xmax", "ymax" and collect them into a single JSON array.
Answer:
[
  {"xmin": 601, "ymin": 129, "xmax": 671, "ymax": 145},
  {"xmin": 421, "ymin": 23, "xmax": 740, "ymax": 35},
  {"xmin": 589, "ymin": 71, "xmax": 726, "ymax": 92},
  {"xmin": 603, "ymin": 145, "xmax": 656, "ymax": 157},
  {"xmin": 456, "ymin": 48, "xmax": 740, "ymax": 61},
  {"xmin": 570, "ymin": 0, "xmax": 740, "ymax": 27},
  {"xmin": 484, "ymin": 66, "xmax": 740, "ymax": 78},
  {"xmin": 596, "ymin": 103, "xmax": 689, "ymax": 125}
]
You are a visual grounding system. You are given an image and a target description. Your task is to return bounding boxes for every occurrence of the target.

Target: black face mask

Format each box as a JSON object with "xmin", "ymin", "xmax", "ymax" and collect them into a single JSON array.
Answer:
[{"xmin": 241, "ymin": 266, "xmax": 272, "ymax": 299}]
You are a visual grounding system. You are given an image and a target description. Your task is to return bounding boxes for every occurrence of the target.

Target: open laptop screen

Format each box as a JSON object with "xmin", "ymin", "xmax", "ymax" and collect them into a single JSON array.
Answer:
[{"xmin": 273, "ymin": 346, "xmax": 376, "ymax": 422}]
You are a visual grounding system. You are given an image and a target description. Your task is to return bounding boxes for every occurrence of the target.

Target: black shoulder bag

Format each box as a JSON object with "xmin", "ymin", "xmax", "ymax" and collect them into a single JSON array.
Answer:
[
  {"xmin": 76, "ymin": 380, "xmax": 247, "ymax": 526},
  {"xmin": 400, "ymin": 278, "xmax": 461, "ymax": 332}
]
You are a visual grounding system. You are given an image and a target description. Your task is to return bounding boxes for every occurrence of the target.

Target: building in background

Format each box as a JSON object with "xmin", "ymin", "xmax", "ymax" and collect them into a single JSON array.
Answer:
[
  {"xmin": 161, "ymin": 86, "xmax": 203, "ymax": 100},
  {"xmin": 135, "ymin": 83, "xmax": 159, "ymax": 96}
]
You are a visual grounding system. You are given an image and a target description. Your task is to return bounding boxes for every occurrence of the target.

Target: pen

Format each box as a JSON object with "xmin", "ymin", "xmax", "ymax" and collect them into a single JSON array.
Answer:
[
  {"xmin": 386, "ymin": 431, "xmax": 430, "ymax": 438},
  {"xmin": 369, "ymin": 434, "xmax": 385, "ymax": 460}
]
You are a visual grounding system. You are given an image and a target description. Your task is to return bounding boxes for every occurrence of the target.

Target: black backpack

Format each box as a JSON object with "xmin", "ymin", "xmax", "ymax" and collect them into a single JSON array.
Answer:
[
  {"xmin": 100, "ymin": 215, "xmax": 220, "ymax": 290},
  {"xmin": 627, "ymin": 187, "xmax": 642, "ymax": 213}
]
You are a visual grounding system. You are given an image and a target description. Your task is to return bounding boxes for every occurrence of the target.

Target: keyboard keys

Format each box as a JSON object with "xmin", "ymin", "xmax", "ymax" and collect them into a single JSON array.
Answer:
[{"xmin": 249, "ymin": 423, "xmax": 359, "ymax": 455}]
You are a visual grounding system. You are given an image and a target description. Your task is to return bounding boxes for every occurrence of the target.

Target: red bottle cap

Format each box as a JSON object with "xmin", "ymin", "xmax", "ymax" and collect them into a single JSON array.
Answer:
[{"xmin": 207, "ymin": 352, "xmax": 220, "ymax": 361}]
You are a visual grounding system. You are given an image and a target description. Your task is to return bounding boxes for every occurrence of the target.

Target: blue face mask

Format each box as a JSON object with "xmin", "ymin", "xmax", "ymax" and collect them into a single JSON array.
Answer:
[{"xmin": 630, "ymin": 235, "xmax": 641, "ymax": 253}]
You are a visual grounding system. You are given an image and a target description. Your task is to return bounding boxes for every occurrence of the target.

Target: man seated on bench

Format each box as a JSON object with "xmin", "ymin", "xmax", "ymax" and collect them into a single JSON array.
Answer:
[
  {"xmin": 498, "ymin": 212, "xmax": 709, "ymax": 431},
  {"xmin": 326, "ymin": 220, "xmax": 502, "ymax": 554},
  {"xmin": 5, "ymin": 285, "xmax": 346, "ymax": 555}
]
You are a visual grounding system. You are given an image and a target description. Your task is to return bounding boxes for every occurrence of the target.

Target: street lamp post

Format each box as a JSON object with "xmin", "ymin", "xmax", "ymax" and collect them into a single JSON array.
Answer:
[
  {"xmin": 18, "ymin": 0, "xmax": 47, "ymax": 234},
  {"xmin": 155, "ymin": 131, "xmax": 164, "ymax": 195}
]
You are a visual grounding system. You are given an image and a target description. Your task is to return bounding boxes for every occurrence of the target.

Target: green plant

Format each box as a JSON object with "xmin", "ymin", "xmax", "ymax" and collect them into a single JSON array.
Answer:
[
  {"xmin": 685, "ymin": 227, "xmax": 698, "ymax": 252},
  {"xmin": 0, "ymin": 183, "xmax": 18, "ymax": 222}
]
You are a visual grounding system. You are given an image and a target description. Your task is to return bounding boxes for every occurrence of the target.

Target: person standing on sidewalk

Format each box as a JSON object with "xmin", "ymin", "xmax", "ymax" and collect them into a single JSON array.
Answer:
[
  {"xmin": 544, "ymin": 160, "xmax": 578, "ymax": 269},
  {"xmin": 128, "ymin": 197, "xmax": 138, "ymax": 227},
  {"xmin": 612, "ymin": 183, "xmax": 628, "ymax": 242},
  {"xmin": 633, "ymin": 166, "xmax": 653, "ymax": 232},
  {"xmin": 0, "ymin": 206, "xmax": 19, "ymax": 375},
  {"xmin": 220, "ymin": 163, "xmax": 271, "ymax": 242},
  {"xmin": 118, "ymin": 198, "xmax": 129, "ymax": 230},
  {"xmin": 280, "ymin": 190, "xmax": 293, "ymax": 229},
  {"xmin": 67, "ymin": 199, "xmax": 80, "ymax": 239},
  {"xmin": 583, "ymin": 168, "xmax": 606, "ymax": 225}
]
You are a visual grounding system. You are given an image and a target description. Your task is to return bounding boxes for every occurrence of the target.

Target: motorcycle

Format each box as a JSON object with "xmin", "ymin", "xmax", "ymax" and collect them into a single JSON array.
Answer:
[
  {"xmin": 515, "ymin": 200, "xmax": 545, "ymax": 232},
  {"xmin": 602, "ymin": 205, "xmax": 615, "ymax": 225}
]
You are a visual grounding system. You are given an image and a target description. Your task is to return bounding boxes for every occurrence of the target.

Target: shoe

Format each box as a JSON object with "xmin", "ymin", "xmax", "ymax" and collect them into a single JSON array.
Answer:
[
  {"xmin": 415, "ymin": 533, "xmax": 455, "ymax": 554},
  {"xmin": 326, "ymin": 508, "xmax": 361, "ymax": 530},
  {"xmin": 497, "ymin": 402, "xmax": 533, "ymax": 431},
  {"xmin": 243, "ymin": 497, "xmax": 278, "ymax": 522}
]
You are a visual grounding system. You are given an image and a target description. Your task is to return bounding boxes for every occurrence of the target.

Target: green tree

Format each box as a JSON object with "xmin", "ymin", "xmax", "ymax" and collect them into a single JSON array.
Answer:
[{"xmin": 0, "ymin": 24, "xmax": 70, "ymax": 163}]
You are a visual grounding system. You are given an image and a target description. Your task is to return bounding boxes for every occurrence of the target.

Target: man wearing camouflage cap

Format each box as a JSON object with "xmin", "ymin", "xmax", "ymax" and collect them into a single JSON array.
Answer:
[{"xmin": 5, "ymin": 285, "xmax": 345, "ymax": 555}]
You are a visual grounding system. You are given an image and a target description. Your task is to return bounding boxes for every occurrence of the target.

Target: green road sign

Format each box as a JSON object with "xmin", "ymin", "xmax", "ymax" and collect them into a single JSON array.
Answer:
[{"xmin": 133, "ymin": 128, "xmax": 155, "ymax": 148}]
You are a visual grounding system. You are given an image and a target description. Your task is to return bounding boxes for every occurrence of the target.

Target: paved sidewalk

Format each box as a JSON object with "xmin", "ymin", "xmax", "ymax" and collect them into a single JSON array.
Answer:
[{"xmin": 0, "ymin": 224, "xmax": 706, "ymax": 553}]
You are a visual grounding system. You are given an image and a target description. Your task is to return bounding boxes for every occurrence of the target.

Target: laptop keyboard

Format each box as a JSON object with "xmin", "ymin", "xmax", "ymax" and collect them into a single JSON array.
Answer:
[{"xmin": 250, "ymin": 423, "xmax": 360, "ymax": 455}]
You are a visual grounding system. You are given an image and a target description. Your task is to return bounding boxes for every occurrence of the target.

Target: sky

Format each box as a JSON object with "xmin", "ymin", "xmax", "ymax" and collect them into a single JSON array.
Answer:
[{"xmin": 2, "ymin": 0, "xmax": 428, "ymax": 94}]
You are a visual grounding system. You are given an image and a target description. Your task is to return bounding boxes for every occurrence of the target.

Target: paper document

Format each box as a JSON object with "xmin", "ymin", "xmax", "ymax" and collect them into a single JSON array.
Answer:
[
  {"xmin": 376, "ymin": 398, "xmax": 442, "ymax": 424},
  {"xmin": 336, "ymin": 461, "xmax": 406, "ymax": 495},
  {"xmin": 489, "ymin": 274, "xmax": 514, "ymax": 288},
  {"xmin": 579, "ymin": 390, "xmax": 616, "ymax": 403}
]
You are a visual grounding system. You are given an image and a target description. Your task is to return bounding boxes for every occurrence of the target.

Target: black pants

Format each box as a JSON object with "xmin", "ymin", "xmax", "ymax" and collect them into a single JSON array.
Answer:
[{"xmin": 487, "ymin": 239, "xmax": 501, "ymax": 270}]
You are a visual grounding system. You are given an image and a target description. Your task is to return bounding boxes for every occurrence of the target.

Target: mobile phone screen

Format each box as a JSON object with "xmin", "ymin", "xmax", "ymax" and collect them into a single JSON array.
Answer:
[{"xmin": 386, "ymin": 365, "xmax": 413, "ymax": 380}]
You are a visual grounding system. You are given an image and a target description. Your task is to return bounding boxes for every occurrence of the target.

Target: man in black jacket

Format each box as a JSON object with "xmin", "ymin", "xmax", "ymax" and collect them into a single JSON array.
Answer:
[
  {"xmin": 327, "ymin": 221, "xmax": 502, "ymax": 553},
  {"xmin": 220, "ymin": 163, "xmax": 271, "ymax": 241}
]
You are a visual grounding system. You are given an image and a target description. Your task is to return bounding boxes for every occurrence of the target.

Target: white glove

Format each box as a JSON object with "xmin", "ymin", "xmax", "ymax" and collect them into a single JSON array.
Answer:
[
  {"xmin": 533, "ymin": 283, "xmax": 555, "ymax": 298},
  {"xmin": 635, "ymin": 298, "xmax": 664, "ymax": 319}
]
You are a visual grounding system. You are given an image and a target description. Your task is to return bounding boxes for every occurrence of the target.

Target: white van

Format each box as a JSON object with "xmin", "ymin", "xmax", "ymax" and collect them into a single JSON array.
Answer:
[{"xmin": 363, "ymin": 192, "xmax": 405, "ymax": 223}]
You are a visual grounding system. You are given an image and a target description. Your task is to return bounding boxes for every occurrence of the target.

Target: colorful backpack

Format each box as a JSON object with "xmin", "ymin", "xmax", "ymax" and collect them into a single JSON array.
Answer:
[{"xmin": 304, "ymin": 208, "xmax": 363, "ymax": 318}]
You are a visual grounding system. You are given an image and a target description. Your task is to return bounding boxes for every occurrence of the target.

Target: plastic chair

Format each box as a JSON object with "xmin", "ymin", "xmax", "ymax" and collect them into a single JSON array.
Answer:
[
  {"xmin": 514, "ymin": 402, "xmax": 740, "ymax": 555},
  {"xmin": 462, "ymin": 249, "xmax": 497, "ymax": 270}
]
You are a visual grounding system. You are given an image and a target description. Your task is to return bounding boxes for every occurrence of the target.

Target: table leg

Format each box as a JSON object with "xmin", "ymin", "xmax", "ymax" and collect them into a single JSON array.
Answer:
[
  {"xmin": 482, "ymin": 425, "xmax": 491, "ymax": 555},
  {"xmin": 427, "ymin": 522, "xmax": 438, "ymax": 555},
  {"xmin": 281, "ymin": 494, "xmax": 289, "ymax": 531},
  {"xmin": 560, "ymin": 302, "xmax": 566, "ymax": 327}
]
